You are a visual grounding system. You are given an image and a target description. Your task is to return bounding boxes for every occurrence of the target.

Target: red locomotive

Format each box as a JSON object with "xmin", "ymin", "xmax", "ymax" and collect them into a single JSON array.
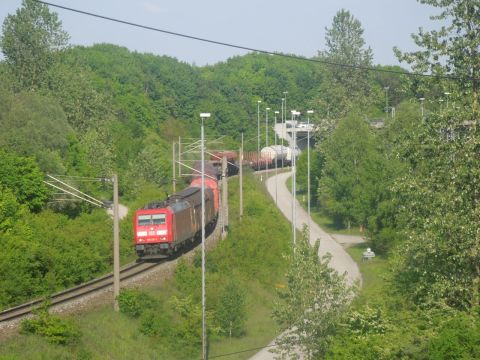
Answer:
[{"xmin": 133, "ymin": 161, "xmax": 219, "ymax": 259}]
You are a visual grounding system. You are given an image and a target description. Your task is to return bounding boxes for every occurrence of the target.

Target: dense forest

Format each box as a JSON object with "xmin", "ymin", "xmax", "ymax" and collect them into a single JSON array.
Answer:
[{"xmin": 1, "ymin": 0, "xmax": 480, "ymax": 358}]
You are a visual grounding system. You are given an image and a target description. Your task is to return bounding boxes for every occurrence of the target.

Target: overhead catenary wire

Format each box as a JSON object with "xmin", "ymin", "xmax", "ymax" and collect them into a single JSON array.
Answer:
[
  {"xmin": 46, "ymin": 174, "xmax": 104, "ymax": 207},
  {"xmin": 34, "ymin": 0, "xmax": 470, "ymax": 81},
  {"xmin": 43, "ymin": 181, "xmax": 104, "ymax": 207}
]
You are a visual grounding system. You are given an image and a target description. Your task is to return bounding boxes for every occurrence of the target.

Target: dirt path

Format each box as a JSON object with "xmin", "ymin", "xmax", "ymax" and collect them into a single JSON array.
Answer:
[
  {"xmin": 106, "ymin": 203, "xmax": 128, "ymax": 220},
  {"xmin": 249, "ymin": 172, "xmax": 361, "ymax": 360}
]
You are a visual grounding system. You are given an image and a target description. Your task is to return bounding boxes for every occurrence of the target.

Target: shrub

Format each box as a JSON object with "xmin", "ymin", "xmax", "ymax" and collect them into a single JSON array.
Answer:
[
  {"xmin": 216, "ymin": 280, "xmax": 247, "ymax": 337},
  {"xmin": 428, "ymin": 314, "xmax": 480, "ymax": 359},
  {"xmin": 20, "ymin": 303, "xmax": 81, "ymax": 345},
  {"xmin": 118, "ymin": 288, "xmax": 158, "ymax": 318}
]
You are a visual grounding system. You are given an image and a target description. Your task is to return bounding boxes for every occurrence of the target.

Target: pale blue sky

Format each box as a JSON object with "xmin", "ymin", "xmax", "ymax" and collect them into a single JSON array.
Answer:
[{"xmin": 0, "ymin": 0, "xmax": 443, "ymax": 66}]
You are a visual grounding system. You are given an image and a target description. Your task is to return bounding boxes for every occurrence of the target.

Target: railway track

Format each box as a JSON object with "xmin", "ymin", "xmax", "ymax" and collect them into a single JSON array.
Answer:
[{"xmin": 0, "ymin": 261, "xmax": 161, "ymax": 323}]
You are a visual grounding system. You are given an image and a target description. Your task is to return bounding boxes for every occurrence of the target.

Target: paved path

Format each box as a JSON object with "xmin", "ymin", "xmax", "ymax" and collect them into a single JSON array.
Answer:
[{"xmin": 250, "ymin": 172, "xmax": 361, "ymax": 360}]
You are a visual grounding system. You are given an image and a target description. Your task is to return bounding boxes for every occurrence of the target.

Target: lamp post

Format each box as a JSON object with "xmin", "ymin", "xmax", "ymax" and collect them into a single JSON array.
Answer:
[
  {"xmin": 199, "ymin": 112, "xmax": 210, "ymax": 360},
  {"xmin": 419, "ymin": 97, "xmax": 425, "ymax": 120},
  {"xmin": 274, "ymin": 110, "xmax": 279, "ymax": 204},
  {"xmin": 283, "ymin": 92, "xmax": 288, "ymax": 148},
  {"xmin": 265, "ymin": 107, "xmax": 270, "ymax": 175},
  {"xmin": 291, "ymin": 110, "xmax": 300, "ymax": 247},
  {"xmin": 384, "ymin": 86, "xmax": 390, "ymax": 119},
  {"xmin": 257, "ymin": 100, "xmax": 261, "ymax": 168},
  {"xmin": 307, "ymin": 110, "xmax": 314, "ymax": 230},
  {"xmin": 281, "ymin": 98, "xmax": 285, "ymax": 167}
]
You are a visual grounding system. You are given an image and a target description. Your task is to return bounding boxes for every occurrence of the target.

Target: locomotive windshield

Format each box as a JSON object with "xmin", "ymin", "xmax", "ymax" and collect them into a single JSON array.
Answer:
[
  {"xmin": 137, "ymin": 214, "xmax": 166, "ymax": 226},
  {"xmin": 152, "ymin": 214, "xmax": 166, "ymax": 224}
]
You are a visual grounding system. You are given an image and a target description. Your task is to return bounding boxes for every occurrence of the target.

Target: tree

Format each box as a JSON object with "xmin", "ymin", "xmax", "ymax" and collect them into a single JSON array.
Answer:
[
  {"xmin": 0, "ymin": 0, "xmax": 69, "ymax": 90},
  {"xmin": 0, "ymin": 89, "xmax": 71, "ymax": 173},
  {"xmin": 216, "ymin": 280, "xmax": 247, "ymax": 338},
  {"xmin": 272, "ymin": 227, "xmax": 354, "ymax": 359},
  {"xmin": 392, "ymin": 108, "xmax": 480, "ymax": 310},
  {"xmin": 318, "ymin": 115, "xmax": 386, "ymax": 229},
  {"xmin": 394, "ymin": 0, "xmax": 480, "ymax": 115},
  {"xmin": 0, "ymin": 149, "xmax": 48, "ymax": 212},
  {"xmin": 319, "ymin": 9, "xmax": 374, "ymax": 116}
]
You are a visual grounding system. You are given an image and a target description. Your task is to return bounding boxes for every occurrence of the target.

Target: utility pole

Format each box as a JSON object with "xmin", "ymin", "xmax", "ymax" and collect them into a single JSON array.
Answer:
[
  {"xmin": 239, "ymin": 133, "xmax": 243, "ymax": 219},
  {"xmin": 172, "ymin": 141, "xmax": 176, "ymax": 193},
  {"xmin": 44, "ymin": 174, "xmax": 121, "ymax": 312},
  {"xmin": 178, "ymin": 136, "xmax": 182, "ymax": 179},
  {"xmin": 112, "ymin": 174, "xmax": 120, "ymax": 312},
  {"xmin": 222, "ymin": 155, "xmax": 228, "ymax": 235}
]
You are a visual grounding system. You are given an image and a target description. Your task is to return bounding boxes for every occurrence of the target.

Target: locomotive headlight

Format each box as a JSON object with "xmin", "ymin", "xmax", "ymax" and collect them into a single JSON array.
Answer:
[
  {"xmin": 137, "ymin": 231, "xmax": 147, "ymax": 237},
  {"xmin": 156, "ymin": 230, "xmax": 167, "ymax": 235}
]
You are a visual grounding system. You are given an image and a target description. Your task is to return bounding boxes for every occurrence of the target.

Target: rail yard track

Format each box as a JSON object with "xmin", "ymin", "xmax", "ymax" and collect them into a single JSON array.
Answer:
[{"xmin": 0, "ymin": 260, "xmax": 161, "ymax": 323}]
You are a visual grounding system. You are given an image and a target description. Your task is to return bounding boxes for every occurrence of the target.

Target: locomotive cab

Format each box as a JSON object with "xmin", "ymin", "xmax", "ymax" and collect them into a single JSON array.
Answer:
[{"xmin": 134, "ymin": 209, "xmax": 172, "ymax": 258}]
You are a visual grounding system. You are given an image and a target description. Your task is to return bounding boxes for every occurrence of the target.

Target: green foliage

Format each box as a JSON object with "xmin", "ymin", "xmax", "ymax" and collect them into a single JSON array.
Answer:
[
  {"xmin": 118, "ymin": 288, "xmax": 158, "ymax": 318},
  {"xmin": 296, "ymin": 147, "xmax": 323, "ymax": 205},
  {"xmin": 318, "ymin": 9, "xmax": 374, "ymax": 117},
  {"xmin": 272, "ymin": 227, "xmax": 355, "ymax": 359},
  {"xmin": 0, "ymin": 209, "xmax": 112, "ymax": 309},
  {"xmin": 207, "ymin": 176, "xmax": 291, "ymax": 283},
  {"xmin": 394, "ymin": 0, "xmax": 480, "ymax": 114},
  {"xmin": 392, "ymin": 109, "xmax": 480, "ymax": 310},
  {"xmin": 319, "ymin": 114, "xmax": 394, "ymax": 231},
  {"xmin": 0, "ymin": 186, "xmax": 27, "ymax": 233},
  {"xmin": 345, "ymin": 305, "xmax": 389, "ymax": 336},
  {"xmin": 174, "ymin": 258, "xmax": 202, "ymax": 299},
  {"xmin": 0, "ymin": 89, "xmax": 71, "ymax": 173},
  {"xmin": 169, "ymin": 295, "xmax": 219, "ymax": 346},
  {"xmin": 428, "ymin": 313, "xmax": 480, "ymax": 359},
  {"xmin": 20, "ymin": 302, "xmax": 81, "ymax": 345},
  {"xmin": 217, "ymin": 280, "xmax": 247, "ymax": 338},
  {"xmin": 0, "ymin": 149, "xmax": 48, "ymax": 212},
  {"xmin": 0, "ymin": 0, "xmax": 69, "ymax": 90}
]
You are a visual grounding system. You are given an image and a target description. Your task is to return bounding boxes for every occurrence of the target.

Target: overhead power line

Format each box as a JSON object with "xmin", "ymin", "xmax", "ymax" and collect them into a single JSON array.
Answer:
[{"xmin": 35, "ymin": 0, "xmax": 466, "ymax": 81}]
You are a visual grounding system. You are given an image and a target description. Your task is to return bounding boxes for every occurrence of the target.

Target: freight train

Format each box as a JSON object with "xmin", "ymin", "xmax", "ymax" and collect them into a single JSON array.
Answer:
[
  {"xmin": 133, "ymin": 161, "xmax": 219, "ymax": 259},
  {"xmin": 133, "ymin": 147, "xmax": 297, "ymax": 258}
]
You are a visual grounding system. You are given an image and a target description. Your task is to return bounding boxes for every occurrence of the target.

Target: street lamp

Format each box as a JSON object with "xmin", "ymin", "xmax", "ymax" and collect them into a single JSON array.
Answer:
[
  {"xmin": 257, "ymin": 100, "xmax": 261, "ymax": 168},
  {"xmin": 306, "ymin": 110, "xmax": 314, "ymax": 230},
  {"xmin": 291, "ymin": 110, "xmax": 300, "ymax": 247},
  {"xmin": 281, "ymin": 98, "xmax": 285, "ymax": 167},
  {"xmin": 265, "ymin": 107, "xmax": 270, "ymax": 175},
  {"xmin": 199, "ymin": 112, "xmax": 210, "ymax": 360},
  {"xmin": 274, "ymin": 110, "xmax": 279, "ymax": 204}
]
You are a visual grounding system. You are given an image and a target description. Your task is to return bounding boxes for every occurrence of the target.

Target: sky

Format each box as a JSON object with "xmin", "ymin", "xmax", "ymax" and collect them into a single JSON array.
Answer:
[{"xmin": 0, "ymin": 0, "xmax": 443, "ymax": 67}]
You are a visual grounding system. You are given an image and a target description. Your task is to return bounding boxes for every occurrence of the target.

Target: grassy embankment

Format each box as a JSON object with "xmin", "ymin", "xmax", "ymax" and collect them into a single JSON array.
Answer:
[{"xmin": 0, "ymin": 171, "xmax": 292, "ymax": 359}]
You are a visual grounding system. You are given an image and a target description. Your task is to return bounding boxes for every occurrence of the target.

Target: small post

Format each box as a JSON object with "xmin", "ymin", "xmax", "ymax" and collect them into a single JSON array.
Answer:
[
  {"xmin": 172, "ymin": 141, "xmax": 176, "ymax": 193},
  {"xmin": 112, "ymin": 174, "xmax": 120, "ymax": 311}
]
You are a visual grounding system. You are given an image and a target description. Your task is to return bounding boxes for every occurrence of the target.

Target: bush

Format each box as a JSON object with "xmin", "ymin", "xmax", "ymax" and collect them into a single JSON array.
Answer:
[
  {"xmin": 216, "ymin": 280, "xmax": 247, "ymax": 337},
  {"xmin": 428, "ymin": 314, "xmax": 480, "ymax": 359},
  {"xmin": 20, "ymin": 303, "xmax": 81, "ymax": 345},
  {"xmin": 118, "ymin": 288, "xmax": 158, "ymax": 318}
]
